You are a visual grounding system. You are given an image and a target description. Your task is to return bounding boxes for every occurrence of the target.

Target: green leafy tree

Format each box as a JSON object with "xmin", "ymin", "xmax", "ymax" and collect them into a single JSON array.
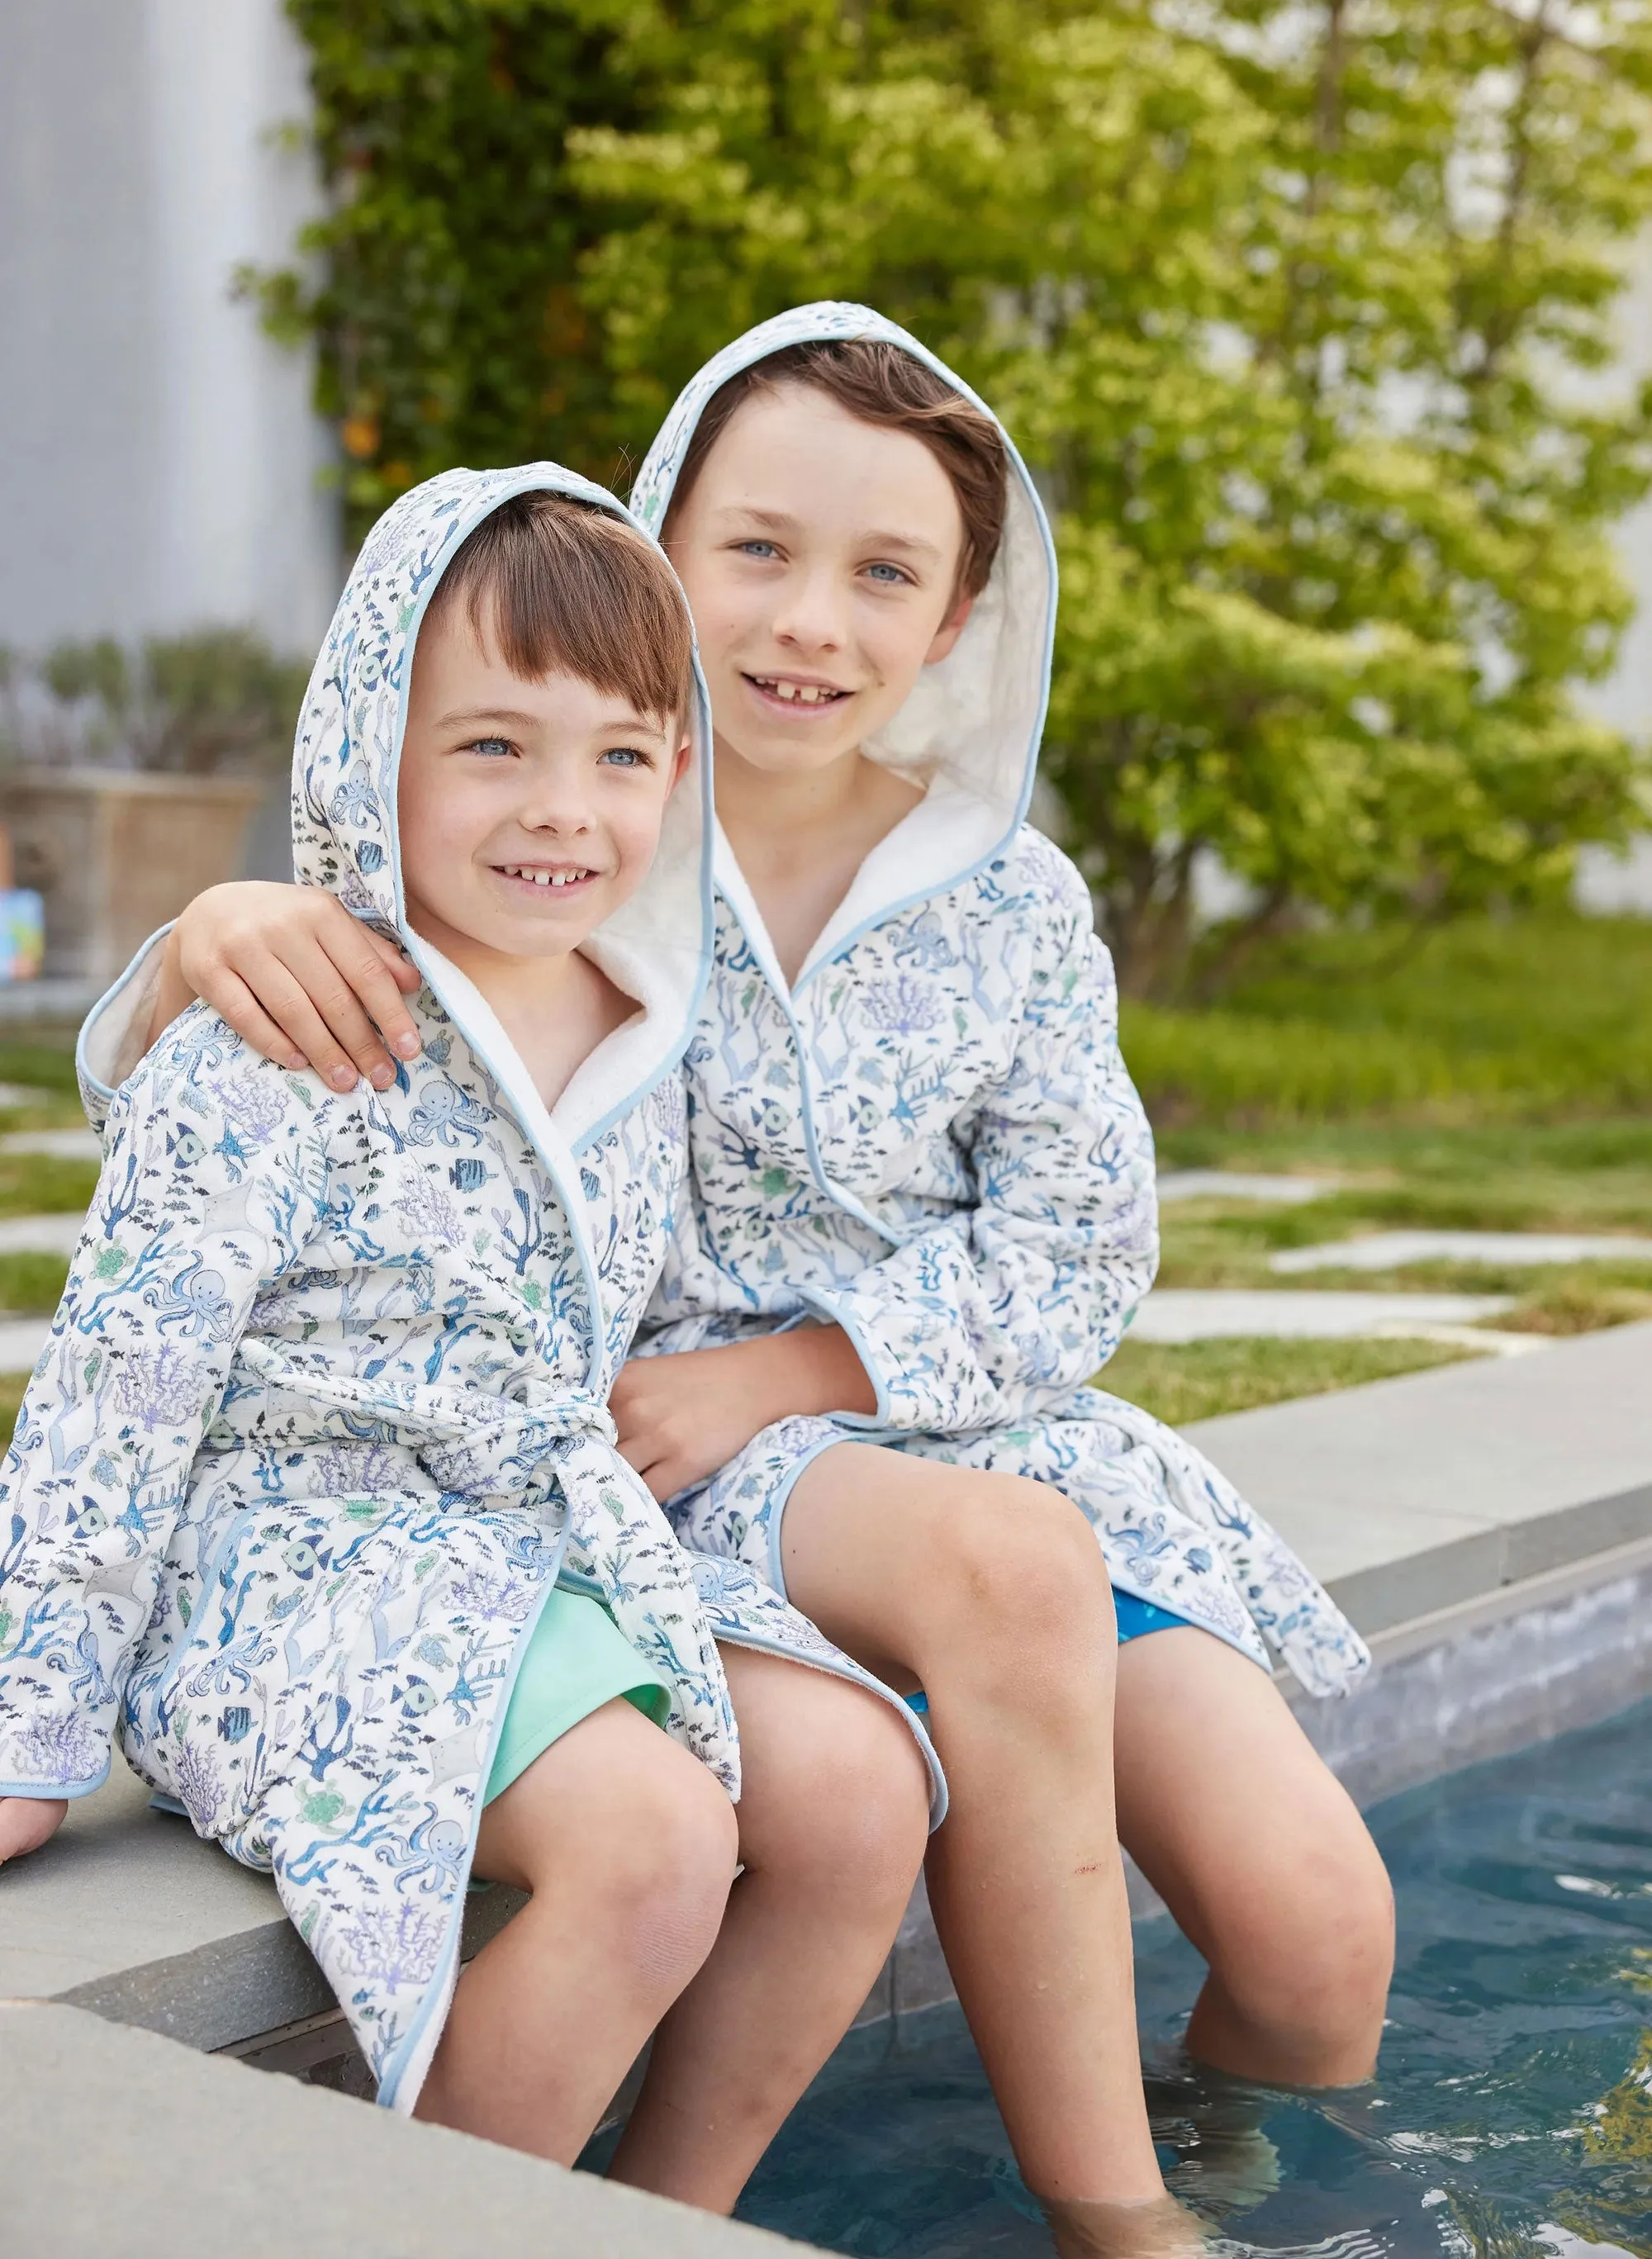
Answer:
[
  {"xmin": 268, "ymin": 0, "xmax": 1652, "ymax": 994},
  {"xmin": 247, "ymin": 0, "xmax": 661, "ymax": 516}
]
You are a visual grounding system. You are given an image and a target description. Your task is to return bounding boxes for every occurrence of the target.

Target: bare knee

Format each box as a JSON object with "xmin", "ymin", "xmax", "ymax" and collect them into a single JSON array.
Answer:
[
  {"xmin": 741, "ymin": 1685, "xmax": 930, "ymax": 1910},
  {"xmin": 922, "ymin": 1476, "xmax": 1113, "ymax": 1704},
  {"xmin": 1207, "ymin": 1827, "xmax": 1394, "ymax": 2072},
  {"xmin": 539, "ymin": 1739, "xmax": 738, "ymax": 1995}
]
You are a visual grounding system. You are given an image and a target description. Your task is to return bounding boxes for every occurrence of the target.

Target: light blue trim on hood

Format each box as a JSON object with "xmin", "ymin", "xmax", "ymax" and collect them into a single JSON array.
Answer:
[
  {"xmin": 629, "ymin": 303, "xmax": 1058, "ymax": 986},
  {"xmin": 295, "ymin": 464, "xmax": 716, "ymax": 1161}
]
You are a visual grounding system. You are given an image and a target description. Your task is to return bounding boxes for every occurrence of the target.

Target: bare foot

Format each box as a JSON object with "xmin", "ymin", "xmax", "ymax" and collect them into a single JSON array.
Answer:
[
  {"xmin": 1039, "ymin": 2192, "xmax": 1208, "ymax": 2258},
  {"xmin": 0, "ymin": 1796, "xmax": 68, "ymax": 1865}
]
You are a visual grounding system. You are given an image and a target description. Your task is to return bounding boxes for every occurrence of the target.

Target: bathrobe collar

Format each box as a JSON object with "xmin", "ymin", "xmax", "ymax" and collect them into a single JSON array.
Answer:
[{"xmin": 628, "ymin": 303, "xmax": 1056, "ymax": 989}]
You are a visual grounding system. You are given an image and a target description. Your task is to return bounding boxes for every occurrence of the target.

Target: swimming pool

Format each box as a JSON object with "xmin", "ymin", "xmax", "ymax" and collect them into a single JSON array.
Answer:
[{"xmin": 729, "ymin": 1697, "xmax": 1652, "ymax": 2256}]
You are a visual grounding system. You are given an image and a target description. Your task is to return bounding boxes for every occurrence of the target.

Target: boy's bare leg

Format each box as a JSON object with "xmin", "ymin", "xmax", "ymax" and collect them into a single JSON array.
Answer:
[
  {"xmin": 415, "ymin": 1698, "xmax": 737, "ymax": 2161},
  {"xmin": 0, "ymin": 1796, "xmax": 67, "ymax": 1863},
  {"xmin": 778, "ymin": 1445, "xmax": 1167, "ymax": 2209},
  {"xmin": 609, "ymin": 1645, "xmax": 930, "ymax": 2211},
  {"xmin": 1114, "ymin": 1628, "xmax": 1393, "ymax": 2087}
]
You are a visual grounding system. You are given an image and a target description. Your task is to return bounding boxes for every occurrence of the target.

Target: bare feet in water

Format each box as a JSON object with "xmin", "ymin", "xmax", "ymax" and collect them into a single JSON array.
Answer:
[{"xmin": 1039, "ymin": 2192, "xmax": 1208, "ymax": 2258}]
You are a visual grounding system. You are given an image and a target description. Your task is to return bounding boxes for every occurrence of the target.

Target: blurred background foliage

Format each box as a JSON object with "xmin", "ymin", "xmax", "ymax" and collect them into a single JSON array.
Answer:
[
  {"xmin": 251, "ymin": 0, "xmax": 1652, "ymax": 997},
  {"xmin": 0, "ymin": 630, "xmax": 307, "ymax": 776}
]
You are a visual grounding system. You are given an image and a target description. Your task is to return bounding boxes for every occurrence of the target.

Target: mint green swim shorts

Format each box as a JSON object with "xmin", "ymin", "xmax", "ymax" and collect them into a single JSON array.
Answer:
[{"xmin": 484, "ymin": 1587, "xmax": 672, "ymax": 1805}]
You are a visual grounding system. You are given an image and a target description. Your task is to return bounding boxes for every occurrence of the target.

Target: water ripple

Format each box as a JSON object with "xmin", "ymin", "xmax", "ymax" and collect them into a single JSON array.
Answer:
[{"xmin": 723, "ymin": 1697, "xmax": 1652, "ymax": 2256}]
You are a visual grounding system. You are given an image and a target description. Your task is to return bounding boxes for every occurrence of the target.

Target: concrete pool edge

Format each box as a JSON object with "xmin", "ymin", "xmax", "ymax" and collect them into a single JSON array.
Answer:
[
  {"xmin": 0, "ymin": 2002, "xmax": 807, "ymax": 2259},
  {"xmin": 1292, "ymin": 1527, "xmax": 1652, "ymax": 1811}
]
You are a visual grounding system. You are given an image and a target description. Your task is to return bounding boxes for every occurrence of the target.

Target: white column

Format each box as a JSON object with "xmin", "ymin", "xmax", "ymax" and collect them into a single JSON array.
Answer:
[
  {"xmin": 1577, "ymin": 230, "xmax": 1652, "ymax": 912},
  {"xmin": 0, "ymin": 0, "xmax": 339, "ymax": 655},
  {"xmin": 143, "ymin": 0, "xmax": 338, "ymax": 648}
]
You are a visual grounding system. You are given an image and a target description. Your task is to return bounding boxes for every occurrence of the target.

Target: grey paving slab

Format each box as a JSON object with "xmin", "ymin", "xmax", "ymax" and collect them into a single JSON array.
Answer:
[
  {"xmin": 1185, "ymin": 1319, "xmax": 1652, "ymax": 1629},
  {"xmin": 0, "ymin": 1757, "xmax": 277, "ymax": 2001},
  {"xmin": 0, "ymin": 1750, "xmax": 528, "ymax": 2050},
  {"xmin": 0, "ymin": 977, "xmax": 101, "ymax": 1021},
  {"xmin": 1128, "ymin": 1288, "xmax": 1512, "ymax": 1341},
  {"xmin": 1273, "ymin": 1228, "xmax": 1652, "ymax": 1273},
  {"xmin": 0, "ymin": 1125, "xmax": 102, "ymax": 1160},
  {"xmin": 1246, "ymin": 1495, "xmax": 1502, "ymax": 1591},
  {"xmin": 0, "ymin": 1209, "xmax": 88, "ymax": 1253},
  {"xmin": 0, "ymin": 2003, "xmax": 811, "ymax": 2258},
  {"xmin": 1156, "ymin": 1170, "xmax": 1336, "ymax": 1204},
  {"xmin": 0, "ymin": 1315, "xmax": 51, "ymax": 1364}
]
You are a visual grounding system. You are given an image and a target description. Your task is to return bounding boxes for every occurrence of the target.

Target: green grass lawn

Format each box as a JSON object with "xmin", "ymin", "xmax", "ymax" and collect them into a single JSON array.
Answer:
[
  {"xmin": 0, "ymin": 1027, "xmax": 89, "ymax": 1445},
  {"xmin": 1149, "ymin": 1122, "xmax": 1652, "ymax": 1365},
  {"xmin": 0, "ymin": 1027, "xmax": 88, "ymax": 1107},
  {"xmin": 0, "ymin": 1151, "xmax": 99, "ymax": 1218},
  {"xmin": 1118, "ymin": 911, "xmax": 1652, "ymax": 1411},
  {"xmin": 0, "ymin": 1370, "xmax": 28, "ymax": 1451},
  {"xmin": 1156, "ymin": 1119, "xmax": 1652, "ymax": 1228},
  {"xmin": 1123, "ymin": 913, "xmax": 1652, "ymax": 1127},
  {"xmin": 1098, "ymin": 1336, "xmax": 1475, "ymax": 1428},
  {"xmin": 1158, "ymin": 1188, "xmax": 1652, "ymax": 1292},
  {"xmin": 0, "ymin": 1023, "xmax": 102, "ymax": 1217},
  {"xmin": 0, "ymin": 1251, "xmax": 74, "ymax": 1314}
]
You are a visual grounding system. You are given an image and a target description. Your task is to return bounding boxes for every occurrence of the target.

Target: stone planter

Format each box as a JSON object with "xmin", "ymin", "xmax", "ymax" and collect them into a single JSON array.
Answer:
[{"xmin": 0, "ymin": 766, "xmax": 268, "ymax": 982}]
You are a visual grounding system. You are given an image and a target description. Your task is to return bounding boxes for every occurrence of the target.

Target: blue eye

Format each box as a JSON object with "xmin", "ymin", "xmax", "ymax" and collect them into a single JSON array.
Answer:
[
  {"xmin": 465, "ymin": 736, "xmax": 512, "ymax": 758},
  {"xmin": 737, "ymin": 540, "xmax": 779, "ymax": 559},
  {"xmin": 601, "ymin": 746, "xmax": 648, "ymax": 767},
  {"xmin": 866, "ymin": 562, "xmax": 910, "ymax": 586}
]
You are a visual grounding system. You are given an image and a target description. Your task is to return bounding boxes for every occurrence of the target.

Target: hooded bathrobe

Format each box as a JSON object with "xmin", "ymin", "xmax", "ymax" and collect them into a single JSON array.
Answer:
[
  {"xmin": 622, "ymin": 305, "xmax": 1371, "ymax": 1701},
  {"xmin": 8, "ymin": 463, "xmax": 938, "ymax": 2114}
]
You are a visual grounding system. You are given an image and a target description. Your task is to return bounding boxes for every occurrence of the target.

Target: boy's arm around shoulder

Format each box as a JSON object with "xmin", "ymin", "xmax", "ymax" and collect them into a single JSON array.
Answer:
[
  {"xmin": 800, "ymin": 833, "xmax": 1159, "ymax": 1434},
  {"xmin": 0, "ymin": 1025, "xmax": 330, "ymax": 1802},
  {"xmin": 75, "ymin": 886, "xmax": 425, "ymax": 1149}
]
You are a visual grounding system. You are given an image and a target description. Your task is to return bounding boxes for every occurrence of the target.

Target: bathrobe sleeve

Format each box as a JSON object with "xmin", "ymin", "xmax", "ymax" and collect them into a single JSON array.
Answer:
[
  {"xmin": 76, "ymin": 923, "xmax": 174, "ymax": 1143},
  {"xmin": 801, "ymin": 859, "xmax": 1159, "ymax": 1434},
  {"xmin": 0, "ymin": 1023, "xmax": 326, "ymax": 1796}
]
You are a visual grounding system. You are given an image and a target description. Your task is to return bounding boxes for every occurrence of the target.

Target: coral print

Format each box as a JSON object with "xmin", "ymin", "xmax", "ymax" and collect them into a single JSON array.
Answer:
[
  {"xmin": 631, "ymin": 305, "xmax": 1370, "ymax": 1702},
  {"xmin": 16, "ymin": 463, "xmax": 932, "ymax": 2119}
]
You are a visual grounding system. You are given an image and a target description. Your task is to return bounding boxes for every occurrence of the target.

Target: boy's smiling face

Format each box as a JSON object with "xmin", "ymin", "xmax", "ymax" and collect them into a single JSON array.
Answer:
[
  {"xmin": 396, "ymin": 603, "xmax": 688, "ymax": 971},
  {"xmin": 665, "ymin": 382, "xmax": 974, "ymax": 781}
]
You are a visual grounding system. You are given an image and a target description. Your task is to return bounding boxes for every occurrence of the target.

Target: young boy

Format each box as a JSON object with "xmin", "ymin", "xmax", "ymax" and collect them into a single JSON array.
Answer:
[
  {"xmin": 0, "ymin": 465, "xmax": 933, "ymax": 2201},
  {"xmin": 76, "ymin": 311, "xmax": 1393, "ymax": 2247}
]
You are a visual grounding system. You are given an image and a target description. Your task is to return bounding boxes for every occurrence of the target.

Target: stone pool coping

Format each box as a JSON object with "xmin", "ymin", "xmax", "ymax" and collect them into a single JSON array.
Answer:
[
  {"xmin": 1184, "ymin": 1317, "xmax": 1652, "ymax": 1633},
  {"xmin": 0, "ymin": 2000, "xmax": 802, "ymax": 2258},
  {"xmin": 3, "ymin": 1322, "xmax": 1650, "ymax": 2066}
]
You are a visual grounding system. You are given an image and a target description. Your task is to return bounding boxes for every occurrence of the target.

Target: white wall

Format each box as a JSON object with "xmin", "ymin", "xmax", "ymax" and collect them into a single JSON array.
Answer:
[
  {"xmin": 0, "ymin": 0, "xmax": 339, "ymax": 659},
  {"xmin": 1574, "ymin": 231, "xmax": 1652, "ymax": 911}
]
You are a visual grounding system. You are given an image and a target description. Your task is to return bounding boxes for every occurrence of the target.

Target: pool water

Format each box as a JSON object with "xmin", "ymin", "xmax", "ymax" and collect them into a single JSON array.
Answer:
[{"xmin": 731, "ymin": 1699, "xmax": 1652, "ymax": 2257}]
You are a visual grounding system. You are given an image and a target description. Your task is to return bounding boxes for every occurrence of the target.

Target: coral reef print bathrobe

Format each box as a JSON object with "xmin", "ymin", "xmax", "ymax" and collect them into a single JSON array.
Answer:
[
  {"xmin": 627, "ymin": 305, "xmax": 1370, "ymax": 1701},
  {"xmin": 13, "ymin": 465, "xmax": 933, "ymax": 2115}
]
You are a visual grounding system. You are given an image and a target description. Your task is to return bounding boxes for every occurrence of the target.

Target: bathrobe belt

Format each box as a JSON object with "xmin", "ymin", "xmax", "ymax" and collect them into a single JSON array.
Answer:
[{"xmin": 232, "ymin": 1339, "xmax": 741, "ymax": 1792}]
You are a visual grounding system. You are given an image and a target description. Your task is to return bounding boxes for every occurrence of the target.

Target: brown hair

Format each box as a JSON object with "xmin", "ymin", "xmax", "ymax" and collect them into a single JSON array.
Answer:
[
  {"xmin": 662, "ymin": 337, "xmax": 1009, "ymax": 600},
  {"xmin": 427, "ymin": 490, "xmax": 693, "ymax": 720}
]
